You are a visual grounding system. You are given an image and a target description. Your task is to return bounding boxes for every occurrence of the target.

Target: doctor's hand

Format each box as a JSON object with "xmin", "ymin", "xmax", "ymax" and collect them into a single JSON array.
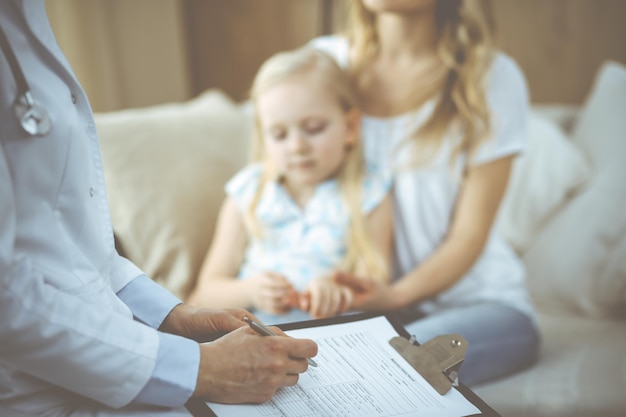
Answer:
[
  {"xmin": 159, "ymin": 304, "xmax": 251, "ymax": 342},
  {"xmin": 194, "ymin": 325, "xmax": 318, "ymax": 404}
]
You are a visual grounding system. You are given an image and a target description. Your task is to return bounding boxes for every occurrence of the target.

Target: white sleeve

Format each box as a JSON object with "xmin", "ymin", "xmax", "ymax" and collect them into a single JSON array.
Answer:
[
  {"xmin": 471, "ymin": 53, "xmax": 530, "ymax": 166},
  {"xmin": 0, "ymin": 143, "xmax": 159, "ymax": 409},
  {"xmin": 225, "ymin": 164, "xmax": 263, "ymax": 212},
  {"xmin": 308, "ymin": 35, "xmax": 350, "ymax": 68}
]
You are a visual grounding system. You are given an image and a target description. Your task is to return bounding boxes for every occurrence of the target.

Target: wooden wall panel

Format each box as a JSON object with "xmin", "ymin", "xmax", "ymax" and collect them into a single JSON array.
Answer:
[
  {"xmin": 491, "ymin": 0, "xmax": 626, "ymax": 104},
  {"xmin": 48, "ymin": 0, "xmax": 190, "ymax": 112},
  {"xmin": 183, "ymin": 0, "xmax": 324, "ymax": 101},
  {"xmin": 49, "ymin": 1, "xmax": 626, "ymax": 109}
]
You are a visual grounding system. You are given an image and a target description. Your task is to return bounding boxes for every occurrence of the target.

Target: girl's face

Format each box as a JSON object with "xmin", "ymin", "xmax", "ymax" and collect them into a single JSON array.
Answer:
[{"xmin": 257, "ymin": 73, "xmax": 359, "ymax": 190}]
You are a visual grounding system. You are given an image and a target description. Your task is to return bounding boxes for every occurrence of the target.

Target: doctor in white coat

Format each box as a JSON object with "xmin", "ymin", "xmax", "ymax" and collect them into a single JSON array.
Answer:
[{"xmin": 0, "ymin": 1, "xmax": 317, "ymax": 416}]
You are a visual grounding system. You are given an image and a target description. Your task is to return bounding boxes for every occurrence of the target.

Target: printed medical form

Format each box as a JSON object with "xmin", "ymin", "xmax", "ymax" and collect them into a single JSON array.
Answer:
[{"xmin": 207, "ymin": 316, "xmax": 481, "ymax": 417}]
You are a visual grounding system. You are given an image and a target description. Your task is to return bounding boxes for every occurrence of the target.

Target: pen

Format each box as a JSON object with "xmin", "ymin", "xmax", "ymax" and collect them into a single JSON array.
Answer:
[{"xmin": 243, "ymin": 316, "xmax": 318, "ymax": 367}]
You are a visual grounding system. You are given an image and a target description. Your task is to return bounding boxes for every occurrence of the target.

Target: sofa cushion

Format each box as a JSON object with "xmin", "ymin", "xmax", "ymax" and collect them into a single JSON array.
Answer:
[
  {"xmin": 473, "ymin": 313, "xmax": 626, "ymax": 417},
  {"xmin": 572, "ymin": 61, "xmax": 626, "ymax": 168},
  {"xmin": 496, "ymin": 110, "xmax": 591, "ymax": 254},
  {"xmin": 523, "ymin": 61, "xmax": 626, "ymax": 318},
  {"xmin": 96, "ymin": 90, "xmax": 252, "ymax": 298}
]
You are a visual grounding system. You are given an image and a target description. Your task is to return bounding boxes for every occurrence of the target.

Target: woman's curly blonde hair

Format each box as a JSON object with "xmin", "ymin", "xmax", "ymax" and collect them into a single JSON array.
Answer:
[{"xmin": 347, "ymin": 0, "xmax": 494, "ymax": 167}]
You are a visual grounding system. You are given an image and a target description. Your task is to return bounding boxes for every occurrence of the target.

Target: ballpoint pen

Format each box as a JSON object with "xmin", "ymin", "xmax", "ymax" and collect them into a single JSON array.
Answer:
[{"xmin": 243, "ymin": 316, "xmax": 318, "ymax": 367}]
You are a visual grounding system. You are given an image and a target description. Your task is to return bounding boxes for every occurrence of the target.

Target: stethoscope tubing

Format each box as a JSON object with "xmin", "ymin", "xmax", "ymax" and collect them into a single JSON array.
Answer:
[
  {"xmin": 0, "ymin": 20, "xmax": 52, "ymax": 137},
  {"xmin": 0, "ymin": 22, "xmax": 32, "ymax": 100}
]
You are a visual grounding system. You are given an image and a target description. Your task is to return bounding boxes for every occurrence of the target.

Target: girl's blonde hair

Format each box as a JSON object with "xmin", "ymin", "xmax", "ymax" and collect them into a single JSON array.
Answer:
[
  {"xmin": 347, "ymin": 0, "xmax": 494, "ymax": 167},
  {"xmin": 247, "ymin": 47, "xmax": 388, "ymax": 281}
]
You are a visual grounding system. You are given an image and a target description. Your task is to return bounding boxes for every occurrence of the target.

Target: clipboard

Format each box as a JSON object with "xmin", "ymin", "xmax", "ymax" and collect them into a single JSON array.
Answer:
[{"xmin": 186, "ymin": 312, "xmax": 500, "ymax": 417}]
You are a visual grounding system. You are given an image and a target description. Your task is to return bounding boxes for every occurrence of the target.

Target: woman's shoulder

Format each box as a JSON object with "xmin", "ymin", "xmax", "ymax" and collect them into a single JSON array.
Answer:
[
  {"xmin": 490, "ymin": 52, "xmax": 523, "ymax": 74},
  {"xmin": 470, "ymin": 52, "xmax": 530, "ymax": 165},
  {"xmin": 308, "ymin": 35, "xmax": 350, "ymax": 68},
  {"xmin": 483, "ymin": 51, "xmax": 530, "ymax": 124},
  {"xmin": 486, "ymin": 52, "xmax": 528, "ymax": 96}
]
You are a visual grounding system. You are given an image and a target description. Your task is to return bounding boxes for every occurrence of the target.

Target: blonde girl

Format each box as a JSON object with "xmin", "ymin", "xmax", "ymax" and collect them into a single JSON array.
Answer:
[
  {"xmin": 187, "ymin": 47, "xmax": 393, "ymax": 324},
  {"xmin": 310, "ymin": 0, "xmax": 540, "ymax": 385}
]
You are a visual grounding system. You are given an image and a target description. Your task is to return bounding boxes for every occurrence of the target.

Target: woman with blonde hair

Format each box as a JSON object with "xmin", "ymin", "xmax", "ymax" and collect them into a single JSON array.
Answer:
[
  {"xmin": 310, "ymin": 0, "xmax": 540, "ymax": 385},
  {"xmin": 188, "ymin": 47, "xmax": 393, "ymax": 324}
]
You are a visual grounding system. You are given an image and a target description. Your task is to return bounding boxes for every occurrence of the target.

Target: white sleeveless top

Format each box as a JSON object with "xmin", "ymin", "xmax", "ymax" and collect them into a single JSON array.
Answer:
[{"xmin": 310, "ymin": 35, "xmax": 536, "ymax": 320}]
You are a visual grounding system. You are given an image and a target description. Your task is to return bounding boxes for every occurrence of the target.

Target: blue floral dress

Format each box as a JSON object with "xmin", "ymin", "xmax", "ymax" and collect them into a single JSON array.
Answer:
[{"xmin": 226, "ymin": 162, "xmax": 391, "ymax": 324}]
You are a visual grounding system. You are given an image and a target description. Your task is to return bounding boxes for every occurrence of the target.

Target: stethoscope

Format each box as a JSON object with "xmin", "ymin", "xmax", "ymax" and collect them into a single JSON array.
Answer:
[{"xmin": 0, "ymin": 23, "xmax": 52, "ymax": 137}]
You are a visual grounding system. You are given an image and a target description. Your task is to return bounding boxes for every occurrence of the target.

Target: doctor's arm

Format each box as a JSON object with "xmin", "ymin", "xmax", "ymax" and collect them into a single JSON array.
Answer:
[
  {"xmin": 116, "ymin": 271, "xmax": 318, "ymax": 405},
  {"xmin": 0, "ymin": 141, "xmax": 274, "ymax": 408},
  {"xmin": 115, "ymin": 255, "xmax": 315, "ymax": 405},
  {"xmin": 0, "ymin": 143, "xmax": 182, "ymax": 409}
]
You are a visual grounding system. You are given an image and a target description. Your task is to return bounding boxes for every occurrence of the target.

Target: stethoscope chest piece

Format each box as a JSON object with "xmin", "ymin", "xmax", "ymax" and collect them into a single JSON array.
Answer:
[{"xmin": 14, "ymin": 91, "xmax": 51, "ymax": 136}]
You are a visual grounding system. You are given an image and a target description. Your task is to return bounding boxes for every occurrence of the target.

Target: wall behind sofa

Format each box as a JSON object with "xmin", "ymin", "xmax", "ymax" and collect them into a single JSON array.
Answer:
[
  {"xmin": 47, "ymin": 0, "xmax": 626, "ymax": 112},
  {"xmin": 46, "ymin": 0, "xmax": 191, "ymax": 112}
]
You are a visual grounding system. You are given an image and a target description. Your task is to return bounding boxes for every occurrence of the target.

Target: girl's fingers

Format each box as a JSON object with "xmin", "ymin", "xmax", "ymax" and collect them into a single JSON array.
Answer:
[
  {"xmin": 265, "ymin": 271, "xmax": 293, "ymax": 287},
  {"xmin": 339, "ymin": 287, "xmax": 353, "ymax": 313},
  {"xmin": 298, "ymin": 291, "xmax": 311, "ymax": 312},
  {"xmin": 327, "ymin": 288, "xmax": 341, "ymax": 317},
  {"xmin": 313, "ymin": 286, "xmax": 339, "ymax": 318}
]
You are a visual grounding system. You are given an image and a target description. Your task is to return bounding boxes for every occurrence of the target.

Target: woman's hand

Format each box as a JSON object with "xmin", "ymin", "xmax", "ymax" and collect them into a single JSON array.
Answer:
[
  {"xmin": 299, "ymin": 274, "xmax": 353, "ymax": 319},
  {"xmin": 334, "ymin": 272, "xmax": 398, "ymax": 311},
  {"xmin": 246, "ymin": 271, "xmax": 298, "ymax": 314}
]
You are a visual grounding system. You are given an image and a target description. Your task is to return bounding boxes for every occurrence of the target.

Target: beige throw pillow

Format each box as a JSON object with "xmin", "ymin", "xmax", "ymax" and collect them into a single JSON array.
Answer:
[
  {"xmin": 523, "ymin": 61, "xmax": 626, "ymax": 318},
  {"xmin": 96, "ymin": 90, "xmax": 252, "ymax": 298},
  {"xmin": 496, "ymin": 110, "xmax": 591, "ymax": 254}
]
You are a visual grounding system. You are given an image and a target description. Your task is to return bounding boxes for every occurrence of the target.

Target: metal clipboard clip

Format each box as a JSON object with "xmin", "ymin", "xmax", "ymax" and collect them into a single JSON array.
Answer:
[{"xmin": 389, "ymin": 334, "xmax": 468, "ymax": 395}]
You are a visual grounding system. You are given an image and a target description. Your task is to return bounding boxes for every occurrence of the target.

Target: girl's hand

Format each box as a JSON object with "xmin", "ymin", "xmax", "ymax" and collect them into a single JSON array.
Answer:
[
  {"xmin": 333, "ymin": 271, "xmax": 398, "ymax": 311},
  {"xmin": 247, "ymin": 271, "xmax": 297, "ymax": 314},
  {"xmin": 299, "ymin": 274, "xmax": 353, "ymax": 319}
]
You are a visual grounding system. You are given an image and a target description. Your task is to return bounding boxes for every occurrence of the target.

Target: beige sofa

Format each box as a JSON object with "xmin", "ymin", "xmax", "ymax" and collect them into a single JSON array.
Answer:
[{"xmin": 95, "ymin": 61, "xmax": 626, "ymax": 417}]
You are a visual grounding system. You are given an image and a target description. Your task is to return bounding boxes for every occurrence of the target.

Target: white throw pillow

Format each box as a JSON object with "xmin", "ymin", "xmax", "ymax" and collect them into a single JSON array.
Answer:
[
  {"xmin": 96, "ymin": 90, "xmax": 252, "ymax": 298},
  {"xmin": 496, "ymin": 110, "xmax": 591, "ymax": 254},
  {"xmin": 523, "ymin": 61, "xmax": 626, "ymax": 318}
]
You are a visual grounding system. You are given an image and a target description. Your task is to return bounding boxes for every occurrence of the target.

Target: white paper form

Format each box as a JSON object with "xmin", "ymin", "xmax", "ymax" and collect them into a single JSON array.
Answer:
[{"xmin": 207, "ymin": 315, "xmax": 481, "ymax": 417}]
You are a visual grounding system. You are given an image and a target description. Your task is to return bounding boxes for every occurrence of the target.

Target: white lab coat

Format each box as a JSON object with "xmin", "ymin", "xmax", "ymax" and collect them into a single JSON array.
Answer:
[{"xmin": 0, "ymin": 1, "xmax": 162, "ymax": 414}]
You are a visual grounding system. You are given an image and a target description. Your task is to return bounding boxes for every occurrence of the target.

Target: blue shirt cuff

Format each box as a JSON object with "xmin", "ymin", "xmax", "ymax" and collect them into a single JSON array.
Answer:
[
  {"xmin": 133, "ymin": 332, "xmax": 200, "ymax": 407},
  {"xmin": 116, "ymin": 274, "xmax": 182, "ymax": 328}
]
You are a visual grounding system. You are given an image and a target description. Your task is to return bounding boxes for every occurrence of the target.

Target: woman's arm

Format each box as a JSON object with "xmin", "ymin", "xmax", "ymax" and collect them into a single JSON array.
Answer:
[
  {"xmin": 392, "ymin": 156, "xmax": 515, "ymax": 305},
  {"xmin": 340, "ymin": 156, "xmax": 514, "ymax": 311},
  {"xmin": 186, "ymin": 196, "xmax": 251, "ymax": 308}
]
